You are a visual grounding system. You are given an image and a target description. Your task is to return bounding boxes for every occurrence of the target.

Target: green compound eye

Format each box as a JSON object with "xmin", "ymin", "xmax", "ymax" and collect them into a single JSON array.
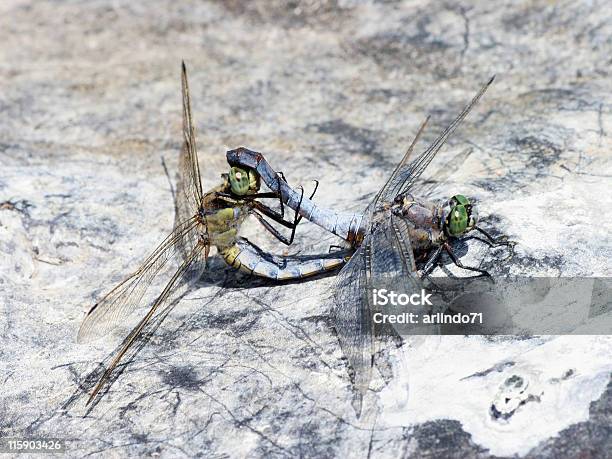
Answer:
[
  {"xmin": 447, "ymin": 204, "xmax": 469, "ymax": 236},
  {"xmin": 450, "ymin": 194, "xmax": 471, "ymax": 207},
  {"xmin": 229, "ymin": 167, "xmax": 251, "ymax": 196}
]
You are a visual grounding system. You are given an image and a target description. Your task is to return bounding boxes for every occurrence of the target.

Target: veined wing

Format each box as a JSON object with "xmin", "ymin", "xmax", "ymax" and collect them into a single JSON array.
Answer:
[
  {"xmin": 334, "ymin": 239, "xmax": 375, "ymax": 402},
  {"xmin": 368, "ymin": 215, "xmax": 421, "ymax": 343},
  {"xmin": 415, "ymin": 146, "xmax": 475, "ymax": 200},
  {"xmin": 175, "ymin": 62, "xmax": 205, "ymax": 259},
  {"xmin": 365, "ymin": 116, "xmax": 430, "ymax": 218},
  {"xmin": 86, "ymin": 242, "xmax": 207, "ymax": 405},
  {"xmin": 77, "ymin": 216, "xmax": 199, "ymax": 343},
  {"xmin": 333, "ymin": 212, "xmax": 421, "ymax": 407},
  {"xmin": 377, "ymin": 76, "xmax": 494, "ymax": 204}
]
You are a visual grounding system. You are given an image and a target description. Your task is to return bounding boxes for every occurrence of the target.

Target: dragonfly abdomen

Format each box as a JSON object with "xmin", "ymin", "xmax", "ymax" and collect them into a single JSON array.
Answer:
[
  {"xmin": 220, "ymin": 239, "xmax": 348, "ymax": 280},
  {"xmin": 227, "ymin": 147, "xmax": 367, "ymax": 243}
]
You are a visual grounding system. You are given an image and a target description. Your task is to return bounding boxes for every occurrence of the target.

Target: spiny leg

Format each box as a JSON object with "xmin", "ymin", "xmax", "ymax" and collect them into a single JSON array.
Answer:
[
  {"xmin": 460, "ymin": 235, "xmax": 496, "ymax": 247},
  {"xmin": 250, "ymin": 211, "xmax": 295, "ymax": 245},
  {"xmin": 419, "ymin": 245, "xmax": 444, "ymax": 278},
  {"xmin": 213, "ymin": 191, "xmax": 296, "ymax": 245},
  {"xmin": 275, "ymin": 171, "xmax": 318, "ymax": 220},
  {"xmin": 249, "ymin": 186, "xmax": 307, "ymax": 246},
  {"xmin": 216, "ymin": 191, "xmax": 277, "ymax": 200},
  {"xmin": 275, "ymin": 171, "xmax": 319, "ymax": 219},
  {"xmin": 215, "ymin": 191, "xmax": 298, "ymax": 228},
  {"xmin": 217, "ymin": 177, "xmax": 318, "ymax": 246},
  {"xmin": 443, "ymin": 242, "xmax": 491, "ymax": 278},
  {"xmin": 472, "ymin": 226, "xmax": 516, "ymax": 261},
  {"xmin": 236, "ymin": 174, "xmax": 318, "ymax": 221},
  {"xmin": 294, "ymin": 180, "xmax": 318, "ymax": 226},
  {"xmin": 275, "ymin": 172, "xmax": 287, "ymax": 218},
  {"xmin": 250, "ymin": 178, "xmax": 319, "ymax": 246},
  {"xmin": 474, "ymin": 226, "xmax": 515, "ymax": 247}
]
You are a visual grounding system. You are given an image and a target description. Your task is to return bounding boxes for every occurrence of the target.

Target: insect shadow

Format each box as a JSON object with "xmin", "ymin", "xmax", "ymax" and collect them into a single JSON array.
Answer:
[{"xmin": 69, "ymin": 240, "xmax": 346, "ymax": 411}]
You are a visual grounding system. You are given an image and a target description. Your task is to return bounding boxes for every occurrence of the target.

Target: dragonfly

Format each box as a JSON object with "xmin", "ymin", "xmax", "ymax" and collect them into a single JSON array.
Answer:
[
  {"xmin": 227, "ymin": 76, "xmax": 514, "ymax": 401},
  {"xmin": 77, "ymin": 62, "xmax": 350, "ymax": 405}
]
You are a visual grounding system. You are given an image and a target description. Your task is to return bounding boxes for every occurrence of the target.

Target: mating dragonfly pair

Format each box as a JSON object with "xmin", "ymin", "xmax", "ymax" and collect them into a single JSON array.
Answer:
[{"xmin": 78, "ymin": 63, "xmax": 512, "ymax": 406}]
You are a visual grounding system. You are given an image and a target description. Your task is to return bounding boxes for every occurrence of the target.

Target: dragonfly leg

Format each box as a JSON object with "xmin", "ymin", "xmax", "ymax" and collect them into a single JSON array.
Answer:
[
  {"xmin": 308, "ymin": 180, "xmax": 319, "ymax": 199},
  {"xmin": 214, "ymin": 190, "xmax": 298, "ymax": 245},
  {"xmin": 419, "ymin": 245, "xmax": 444, "ymax": 277},
  {"xmin": 218, "ymin": 191, "xmax": 288, "ymax": 202},
  {"xmin": 294, "ymin": 180, "xmax": 318, "ymax": 226},
  {"xmin": 214, "ymin": 192, "xmax": 240, "ymax": 204},
  {"xmin": 275, "ymin": 172, "xmax": 286, "ymax": 218},
  {"xmin": 249, "ymin": 186, "xmax": 306, "ymax": 246},
  {"xmin": 273, "ymin": 172, "xmax": 319, "ymax": 221},
  {"xmin": 241, "ymin": 192, "xmax": 284, "ymax": 199},
  {"xmin": 444, "ymin": 242, "xmax": 491, "ymax": 278},
  {"xmin": 250, "ymin": 211, "xmax": 296, "ymax": 245},
  {"xmin": 242, "ymin": 174, "xmax": 318, "ymax": 223},
  {"xmin": 249, "ymin": 185, "xmax": 304, "ymax": 229},
  {"xmin": 460, "ymin": 234, "xmax": 497, "ymax": 248},
  {"xmin": 474, "ymin": 226, "xmax": 515, "ymax": 247},
  {"xmin": 473, "ymin": 226, "xmax": 516, "ymax": 261}
]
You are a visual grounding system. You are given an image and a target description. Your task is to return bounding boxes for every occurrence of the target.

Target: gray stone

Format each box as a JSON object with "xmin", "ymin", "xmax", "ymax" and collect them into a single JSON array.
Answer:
[{"xmin": 0, "ymin": 0, "xmax": 610, "ymax": 457}]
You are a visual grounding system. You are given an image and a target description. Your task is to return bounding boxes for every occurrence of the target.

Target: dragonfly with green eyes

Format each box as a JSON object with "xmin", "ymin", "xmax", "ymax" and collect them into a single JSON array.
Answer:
[
  {"xmin": 227, "ymin": 76, "xmax": 514, "ymax": 402},
  {"xmin": 77, "ymin": 62, "xmax": 350, "ymax": 404}
]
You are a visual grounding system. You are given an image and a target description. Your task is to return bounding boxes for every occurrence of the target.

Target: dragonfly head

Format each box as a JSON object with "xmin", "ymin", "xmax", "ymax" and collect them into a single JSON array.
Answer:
[
  {"xmin": 229, "ymin": 166, "xmax": 260, "ymax": 196},
  {"xmin": 443, "ymin": 194, "xmax": 478, "ymax": 237}
]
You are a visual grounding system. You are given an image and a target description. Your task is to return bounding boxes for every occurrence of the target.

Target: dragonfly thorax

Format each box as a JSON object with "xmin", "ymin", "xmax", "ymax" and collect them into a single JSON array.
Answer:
[
  {"xmin": 391, "ymin": 194, "xmax": 446, "ymax": 252},
  {"xmin": 389, "ymin": 193, "xmax": 477, "ymax": 252}
]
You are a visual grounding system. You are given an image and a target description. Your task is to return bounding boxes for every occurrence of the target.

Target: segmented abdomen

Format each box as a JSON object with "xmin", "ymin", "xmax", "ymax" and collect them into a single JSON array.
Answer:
[{"xmin": 220, "ymin": 239, "xmax": 349, "ymax": 280}]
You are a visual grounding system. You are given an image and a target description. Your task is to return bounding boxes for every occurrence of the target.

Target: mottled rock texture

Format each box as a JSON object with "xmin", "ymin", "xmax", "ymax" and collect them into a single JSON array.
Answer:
[{"xmin": 0, "ymin": 0, "xmax": 611, "ymax": 457}]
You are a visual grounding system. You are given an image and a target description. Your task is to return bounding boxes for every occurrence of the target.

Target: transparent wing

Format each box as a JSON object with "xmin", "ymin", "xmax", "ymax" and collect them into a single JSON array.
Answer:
[
  {"xmin": 369, "ymin": 216, "xmax": 422, "ymax": 341},
  {"xmin": 86, "ymin": 242, "xmax": 207, "ymax": 404},
  {"xmin": 175, "ymin": 62, "xmax": 205, "ymax": 259},
  {"xmin": 77, "ymin": 216, "xmax": 200, "ymax": 343},
  {"xmin": 377, "ymin": 77, "xmax": 494, "ymax": 204},
  {"xmin": 333, "ymin": 213, "xmax": 422, "ymax": 399},
  {"xmin": 334, "ymin": 239, "xmax": 375, "ymax": 396},
  {"xmin": 387, "ymin": 214, "xmax": 417, "ymax": 274},
  {"xmin": 365, "ymin": 116, "xmax": 430, "ymax": 218},
  {"xmin": 417, "ymin": 146, "xmax": 474, "ymax": 199},
  {"xmin": 179, "ymin": 61, "xmax": 203, "ymax": 209}
]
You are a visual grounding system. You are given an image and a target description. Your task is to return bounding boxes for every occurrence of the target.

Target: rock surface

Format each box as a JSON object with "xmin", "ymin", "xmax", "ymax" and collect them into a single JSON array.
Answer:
[{"xmin": 1, "ymin": 0, "xmax": 611, "ymax": 457}]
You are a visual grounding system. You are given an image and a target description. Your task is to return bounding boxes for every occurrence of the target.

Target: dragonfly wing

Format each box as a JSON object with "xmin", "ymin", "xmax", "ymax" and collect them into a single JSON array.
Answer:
[
  {"xmin": 77, "ymin": 217, "xmax": 200, "ymax": 343},
  {"xmin": 334, "ymin": 237, "xmax": 375, "ymax": 396},
  {"xmin": 365, "ymin": 116, "xmax": 430, "ymax": 218},
  {"xmin": 387, "ymin": 214, "xmax": 418, "ymax": 274},
  {"xmin": 175, "ymin": 62, "xmax": 205, "ymax": 259},
  {"xmin": 369, "ymin": 216, "xmax": 422, "ymax": 339},
  {"xmin": 86, "ymin": 242, "xmax": 207, "ymax": 404},
  {"xmin": 334, "ymin": 212, "xmax": 422, "ymax": 398},
  {"xmin": 417, "ymin": 146, "xmax": 474, "ymax": 199},
  {"xmin": 376, "ymin": 77, "xmax": 494, "ymax": 204}
]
